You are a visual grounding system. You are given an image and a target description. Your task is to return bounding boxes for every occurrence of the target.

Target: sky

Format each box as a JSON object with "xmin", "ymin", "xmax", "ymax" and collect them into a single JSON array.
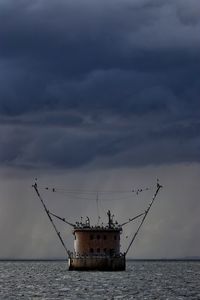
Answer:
[{"xmin": 0, "ymin": 0, "xmax": 200, "ymax": 259}]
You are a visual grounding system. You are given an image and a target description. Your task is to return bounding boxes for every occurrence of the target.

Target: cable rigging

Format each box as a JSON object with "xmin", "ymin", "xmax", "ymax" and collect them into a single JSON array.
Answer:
[
  {"xmin": 32, "ymin": 182, "xmax": 72, "ymax": 258},
  {"xmin": 125, "ymin": 181, "xmax": 163, "ymax": 255},
  {"xmin": 33, "ymin": 179, "xmax": 162, "ymax": 257},
  {"xmin": 42, "ymin": 185, "xmax": 151, "ymax": 203}
]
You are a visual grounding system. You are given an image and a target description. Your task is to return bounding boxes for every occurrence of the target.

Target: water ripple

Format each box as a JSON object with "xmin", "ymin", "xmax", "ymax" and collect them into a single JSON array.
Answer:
[{"xmin": 0, "ymin": 261, "xmax": 200, "ymax": 299}]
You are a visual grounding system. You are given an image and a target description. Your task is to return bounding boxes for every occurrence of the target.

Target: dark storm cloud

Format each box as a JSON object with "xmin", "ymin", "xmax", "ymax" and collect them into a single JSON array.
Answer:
[{"xmin": 0, "ymin": 0, "xmax": 200, "ymax": 169}]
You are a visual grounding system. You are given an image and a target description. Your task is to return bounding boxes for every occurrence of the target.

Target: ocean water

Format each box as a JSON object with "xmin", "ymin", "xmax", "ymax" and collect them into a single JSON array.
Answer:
[{"xmin": 0, "ymin": 260, "xmax": 200, "ymax": 299}]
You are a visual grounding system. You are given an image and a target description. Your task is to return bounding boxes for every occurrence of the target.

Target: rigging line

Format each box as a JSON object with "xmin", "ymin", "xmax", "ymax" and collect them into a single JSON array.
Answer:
[
  {"xmin": 97, "ymin": 195, "xmax": 149, "ymax": 202},
  {"xmin": 64, "ymin": 195, "xmax": 144, "ymax": 202},
  {"xmin": 44, "ymin": 187, "xmax": 100, "ymax": 194},
  {"xmin": 47, "ymin": 189, "xmax": 98, "ymax": 195},
  {"xmin": 56, "ymin": 194, "xmax": 97, "ymax": 201},
  {"xmin": 46, "ymin": 191, "xmax": 135, "ymax": 202},
  {"xmin": 96, "ymin": 192, "xmax": 100, "ymax": 225},
  {"xmin": 32, "ymin": 182, "xmax": 71, "ymax": 258},
  {"xmin": 48, "ymin": 211, "xmax": 75, "ymax": 227},
  {"xmin": 125, "ymin": 182, "xmax": 163, "ymax": 256},
  {"xmin": 98, "ymin": 197, "xmax": 108, "ymax": 218},
  {"xmin": 70, "ymin": 195, "xmax": 142, "ymax": 202},
  {"xmin": 121, "ymin": 212, "xmax": 146, "ymax": 226},
  {"xmin": 42, "ymin": 191, "xmax": 150, "ymax": 202},
  {"xmin": 43, "ymin": 186, "xmax": 152, "ymax": 195}
]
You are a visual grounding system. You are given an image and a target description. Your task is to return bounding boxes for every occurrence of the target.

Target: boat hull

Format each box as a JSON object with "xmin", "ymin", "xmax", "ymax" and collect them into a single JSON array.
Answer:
[{"xmin": 68, "ymin": 255, "xmax": 126, "ymax": 271}]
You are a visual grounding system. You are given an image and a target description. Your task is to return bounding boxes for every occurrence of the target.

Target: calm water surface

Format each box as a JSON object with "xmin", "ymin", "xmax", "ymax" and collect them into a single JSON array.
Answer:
[{"xmin": 0, "ymin": 261, "xmax": 199, "ymax": 299}]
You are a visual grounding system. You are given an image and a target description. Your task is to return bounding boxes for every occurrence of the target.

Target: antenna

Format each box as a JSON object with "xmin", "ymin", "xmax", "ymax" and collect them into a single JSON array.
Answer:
[{"xmin": 96, "ymin": 192, "xmax": 100, "ymax": 225}]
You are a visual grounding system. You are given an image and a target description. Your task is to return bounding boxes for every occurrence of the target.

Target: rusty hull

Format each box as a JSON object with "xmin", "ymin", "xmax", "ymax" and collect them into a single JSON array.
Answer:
[{"xmin": 68, "ymin": 254, "xmax": 126, "ymax": 271}]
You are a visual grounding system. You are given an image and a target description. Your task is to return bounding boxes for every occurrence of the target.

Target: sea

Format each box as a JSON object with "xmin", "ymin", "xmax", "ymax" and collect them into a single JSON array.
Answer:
[{"xmin": 0, "ymin": 260, "xmax": 199, "ymax": 299}]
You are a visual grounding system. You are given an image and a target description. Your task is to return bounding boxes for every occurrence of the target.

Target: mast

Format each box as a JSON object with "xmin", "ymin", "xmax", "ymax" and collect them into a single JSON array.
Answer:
[{"xmin": 107, "ymin": 210, "xmax": 112, "ymax": 228}]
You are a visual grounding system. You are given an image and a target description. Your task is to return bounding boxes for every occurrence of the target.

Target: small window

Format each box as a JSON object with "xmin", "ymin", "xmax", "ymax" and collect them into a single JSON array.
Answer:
[
  {"xmin": 90, "ymin": 235, "xmax": 94, "ymax": 240},
  {"xmin": 110, "ymin": 249, "xmax": 115, "ymax": 256},
  {"xmin": 103, "ymin": 235, "xmax": 107, "ymax": 240},
  {"xmin": 97, "ymin": 248, "xmax": 100, "ymax": 253},
  {"xmin": 104, "ymin": 248, "xmax": 107, "ymax": 253},
  {"xmin": 90, "ymin": 248, "xmax": 94, "ymax": 253},
  {"xmin": 97, "ymin": 235, "xmax": 100, "ymax": 240},
  {"xmin": 114, "ymin": 235, "xmax": 117, "ymax": 240},
  {"xmin": 74, "ymin": 235, "xmax": 76, "ymax": 240}
]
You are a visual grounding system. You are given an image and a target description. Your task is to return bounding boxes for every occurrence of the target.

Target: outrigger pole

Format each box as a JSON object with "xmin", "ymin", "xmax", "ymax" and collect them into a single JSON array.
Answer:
[
  {"xmin": 32, "ymin": 182, "xmax": 71, "ymax": 258},
  {"xmin": 125, "ymin": 181, "xmax": 162, "ymax": 255}
]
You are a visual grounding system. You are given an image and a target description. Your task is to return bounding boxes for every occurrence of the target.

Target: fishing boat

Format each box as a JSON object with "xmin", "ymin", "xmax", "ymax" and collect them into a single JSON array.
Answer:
[{"xmin": 33, "ymin": 181, "xmax": 162, "ymax": 271}]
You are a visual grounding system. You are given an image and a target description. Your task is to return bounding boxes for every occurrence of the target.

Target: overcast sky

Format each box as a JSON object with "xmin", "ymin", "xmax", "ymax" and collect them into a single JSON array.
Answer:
[{"xmin": 0, "ymin": 0, "xmax": 200, "ymax": 259}]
